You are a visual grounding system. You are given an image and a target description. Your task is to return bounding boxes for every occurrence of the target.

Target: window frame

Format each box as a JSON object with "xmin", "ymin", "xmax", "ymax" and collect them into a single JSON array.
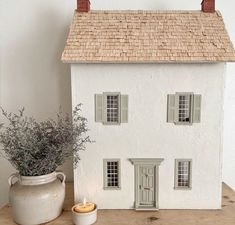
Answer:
[
  {"xmin": 174, "ymin": 159, "xmax": 192, "ymax": 190},
  {"xmin": 103, "ymin": 159, "xmax": 121, "ymax": 190},
  {"xmin": 103, "ymin": 92, "xmax": 121, "ymax": 125},
  {"xmin": 175, "ymin": 92, "xmax": 194, "ymax": 125}
]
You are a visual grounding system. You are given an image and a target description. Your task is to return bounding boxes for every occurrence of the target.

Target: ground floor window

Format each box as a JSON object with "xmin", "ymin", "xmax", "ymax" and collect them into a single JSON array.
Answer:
[
  {"xmin": 175, "ymin": 159, "xmax": 192, "ymax": 189},
  {"xmin": 103, "ymin": 159, "xmax": 121, "ymax": 190}
]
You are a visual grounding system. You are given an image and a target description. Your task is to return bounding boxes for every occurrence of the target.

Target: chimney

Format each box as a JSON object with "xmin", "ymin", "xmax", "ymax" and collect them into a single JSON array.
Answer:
[
  {"xmin": 77, "ymin": 0, "xmax": 90, "ymax": 12},
  {"xmin": 201, "ymin": 0, "xmax": 215, "ymax": 13}
]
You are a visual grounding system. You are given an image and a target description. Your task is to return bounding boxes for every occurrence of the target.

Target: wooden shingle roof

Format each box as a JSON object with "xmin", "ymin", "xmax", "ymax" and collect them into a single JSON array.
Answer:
[{"xmin": 62, "ymin": 10, "xmax": 235, "ymax": 63}]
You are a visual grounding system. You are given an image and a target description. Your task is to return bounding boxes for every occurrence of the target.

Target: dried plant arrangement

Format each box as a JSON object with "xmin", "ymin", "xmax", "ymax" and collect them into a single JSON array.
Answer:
[{"xmin": 0, "ymin": 104, "xmax": 91, "ymax": 176}]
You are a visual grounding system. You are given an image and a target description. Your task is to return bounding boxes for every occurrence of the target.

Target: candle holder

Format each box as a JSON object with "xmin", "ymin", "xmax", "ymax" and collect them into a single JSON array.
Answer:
[{"xmin": 72, "ymin": 204, "xmax": 97, "ymax": 225}]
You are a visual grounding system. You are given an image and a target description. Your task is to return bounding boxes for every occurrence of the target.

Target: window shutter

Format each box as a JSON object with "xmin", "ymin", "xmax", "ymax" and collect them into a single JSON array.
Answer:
[
  {"xmin": 167, "ymin": 94, "xmax": 176, "ymax": 123},
  {"xmin": 121, "ymin": 95, "xmax": 128, "ymax": 123},
  {"xmin": 103, "ymin": 94, "xmax": 108, "ymax": 123},
  {"xmin": 193, "ymin": 94, "xmax": 201, "ymax": 123},
  {"xmin": 95, "ymin": 94, "xmax": 103, "ymax": 122}
]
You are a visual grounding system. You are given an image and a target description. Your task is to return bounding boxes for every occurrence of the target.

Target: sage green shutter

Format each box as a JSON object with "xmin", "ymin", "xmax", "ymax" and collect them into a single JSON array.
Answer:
[
  {"xmin": 193, "ymin": 94, "xmax": 201, "ymax": 123},
  {"xmin": 174, "ymin": 94, "xmax": 180, "ymax": 123},
  {"xmin": 95, "ymin": 94, "xmax": 103, "ymax": 122},
  {"xmin": 121, "ymin": 95, "xmax": 128, "ymax": 123},
  {"xmin": 167, "ymin": 94, "xmax": 176, "ymax": 123},
  {"xmin": 103, "ymin": 94, "xmax": 108, "ymax": 123}
]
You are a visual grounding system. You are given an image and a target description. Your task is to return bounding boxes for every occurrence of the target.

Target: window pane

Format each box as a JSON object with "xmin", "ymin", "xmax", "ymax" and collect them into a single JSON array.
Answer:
[
  {"xmin": 178, "ymin": 95, "xmax": 191, "ymax": 122},
  {"xmin": 177, "ymin": 161, "xmax": 190, "ymax": 187},
  {"xmin": 106, "ymin": 161, "xmax": 119, "ymax": 187},
  {"xmin": 107, "ymin": 95, "xmax": 119, "ymax": 122}
]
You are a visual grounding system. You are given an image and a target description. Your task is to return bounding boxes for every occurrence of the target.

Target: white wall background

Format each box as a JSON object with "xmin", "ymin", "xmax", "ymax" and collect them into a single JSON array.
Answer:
[{"xmin": 0, "ymin": 0, "xmax": 235, "ymax": 208}]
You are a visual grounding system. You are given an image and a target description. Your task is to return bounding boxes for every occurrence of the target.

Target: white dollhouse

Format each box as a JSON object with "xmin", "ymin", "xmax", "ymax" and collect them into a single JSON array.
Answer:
[{"xmin": 62, "ymin": 0, "xmax": 235, "ymax": 209}]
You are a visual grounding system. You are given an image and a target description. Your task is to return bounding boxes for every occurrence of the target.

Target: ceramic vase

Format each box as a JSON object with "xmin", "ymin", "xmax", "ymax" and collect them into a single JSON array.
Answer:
[{"xmin": 8, "ymin": 171, "xmax": 66, "ymax": 225}]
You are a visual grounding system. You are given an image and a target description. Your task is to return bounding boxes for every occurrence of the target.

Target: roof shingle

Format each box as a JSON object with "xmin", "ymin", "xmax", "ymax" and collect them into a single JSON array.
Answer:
[{"xmin": 62, "ymin": 10, "xmax": 235, "ymax": 63}]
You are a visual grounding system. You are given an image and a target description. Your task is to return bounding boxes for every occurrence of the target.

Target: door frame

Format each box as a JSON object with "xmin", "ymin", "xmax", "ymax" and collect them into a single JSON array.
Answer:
[{"xmin": 129, "ymin": 158, "xmax": 164, "ymax": 210}]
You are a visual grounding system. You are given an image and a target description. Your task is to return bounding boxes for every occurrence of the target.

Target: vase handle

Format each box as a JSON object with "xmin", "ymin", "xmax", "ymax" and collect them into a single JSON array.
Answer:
[
  {"xmin": 56, "ymin": 172, "xmax": 66, "ymax": 185},
  {"xmin": 8, "ymin": 173, "xmax": 19, "ymax": 187}
]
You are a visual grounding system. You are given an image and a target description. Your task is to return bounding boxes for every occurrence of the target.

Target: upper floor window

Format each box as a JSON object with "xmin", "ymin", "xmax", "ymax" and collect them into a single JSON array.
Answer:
[
  {"xmin": 167, "ymin": 92, "xmax": 201, "ymax": 125},
  {"xmin": 95, "ymin": 92, "xmax": 128, "ymax": 125},
  {"xmin": 107, "ymin": 95, "xmax": 119, "ymax": 123},
  {"xmin": 178, "ymin": 93, "xmax": 192, "ymax": 123}
]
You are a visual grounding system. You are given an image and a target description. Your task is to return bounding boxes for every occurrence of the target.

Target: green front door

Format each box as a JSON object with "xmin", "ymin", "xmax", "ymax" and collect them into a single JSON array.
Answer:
[
  {"xmin": 138, "ymin": 165, "xmax": 156, "ymax": 208},
  {"xmin": 130, "ymin": 158, "xmax": 163, "ymax": 210}
]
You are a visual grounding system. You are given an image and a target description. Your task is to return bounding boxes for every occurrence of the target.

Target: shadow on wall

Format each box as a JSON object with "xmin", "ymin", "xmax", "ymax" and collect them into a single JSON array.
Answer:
[
  {"xmin": 1, "ymin": 6, "xmax": 72, "ymax": 117},
  {"xmin": 0, "ymin": 3, "xmax": 74, "ymax": 208}
]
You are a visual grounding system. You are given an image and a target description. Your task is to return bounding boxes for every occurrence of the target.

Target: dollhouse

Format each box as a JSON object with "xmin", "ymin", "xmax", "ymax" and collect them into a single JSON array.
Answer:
[{"xmin": 62, "ymin": 0, "xmax": 235, "ymax": 209}]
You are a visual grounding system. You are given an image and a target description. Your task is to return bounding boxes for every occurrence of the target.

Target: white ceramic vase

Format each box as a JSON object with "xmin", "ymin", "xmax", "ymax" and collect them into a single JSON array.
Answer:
[{"xmin": 8, "ymin": 171, "xmax": 66, "ymax": 225}]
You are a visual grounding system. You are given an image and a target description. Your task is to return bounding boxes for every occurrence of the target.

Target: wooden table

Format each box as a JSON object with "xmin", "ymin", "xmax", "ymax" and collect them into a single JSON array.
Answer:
[{"xmin": 1, "ymin": 183, "xmax": 235, "ymax": 225}]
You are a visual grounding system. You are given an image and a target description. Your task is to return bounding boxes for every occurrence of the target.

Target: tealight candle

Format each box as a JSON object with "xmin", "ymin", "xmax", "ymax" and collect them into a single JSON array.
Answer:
[
  {"xmin": 74, "ymin": 198, "xmax": 95, "ymax": 213},
  {"xmin": 72, "ymin": 199, "xmax": 97, "ymax": 225}
]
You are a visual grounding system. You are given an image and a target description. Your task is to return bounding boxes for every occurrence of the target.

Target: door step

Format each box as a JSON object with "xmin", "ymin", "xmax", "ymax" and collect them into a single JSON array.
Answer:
[{"xmin": 135, "ymin": 207, "xmax": 159, "ymax": 211}]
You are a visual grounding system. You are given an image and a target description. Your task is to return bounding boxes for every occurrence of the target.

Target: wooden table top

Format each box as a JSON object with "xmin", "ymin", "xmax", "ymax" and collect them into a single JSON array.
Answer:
[{"xmin": 1, "ymin": 182, "xmax": 235, "ymax": 225}]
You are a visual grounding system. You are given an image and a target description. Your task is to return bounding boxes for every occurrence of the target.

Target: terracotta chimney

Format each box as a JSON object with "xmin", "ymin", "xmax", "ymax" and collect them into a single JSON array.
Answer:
[
  {"xmin": 77, "ymin": 0, "xmax": 90, "ymax": 12},
  {"xmin": 201, "ymin": 0, "xmax": 215, "ymax": 13}
]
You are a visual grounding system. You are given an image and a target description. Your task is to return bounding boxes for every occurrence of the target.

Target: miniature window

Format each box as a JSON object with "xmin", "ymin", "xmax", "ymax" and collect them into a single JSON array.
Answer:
[
  {"xmin": 95, "ymin": 93, "xmax": 128, "ymax": 124},
  {"xmin": 107, "ymin": 95, "xmax": 119, "ymax": 123},
  {"xmin": 178, "ymin": 94, "xmax": 192, "ymax": 123},
  {"xmin": 175, "ymin": 159, "xmax": 192, "ymax": 189},
  {"xmin": 167, "ymin": 93, "xmax": 201, "ymax": 125},
  {"xmin": 103, "ymin": 159, "xmax": 121, "ymax": 190}
]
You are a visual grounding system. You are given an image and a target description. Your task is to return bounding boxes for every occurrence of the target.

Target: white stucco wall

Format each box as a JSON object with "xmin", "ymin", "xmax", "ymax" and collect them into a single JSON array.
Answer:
[{"xmin": 72, "ymin": 63, "xmax": 225, "ymax": 209}]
